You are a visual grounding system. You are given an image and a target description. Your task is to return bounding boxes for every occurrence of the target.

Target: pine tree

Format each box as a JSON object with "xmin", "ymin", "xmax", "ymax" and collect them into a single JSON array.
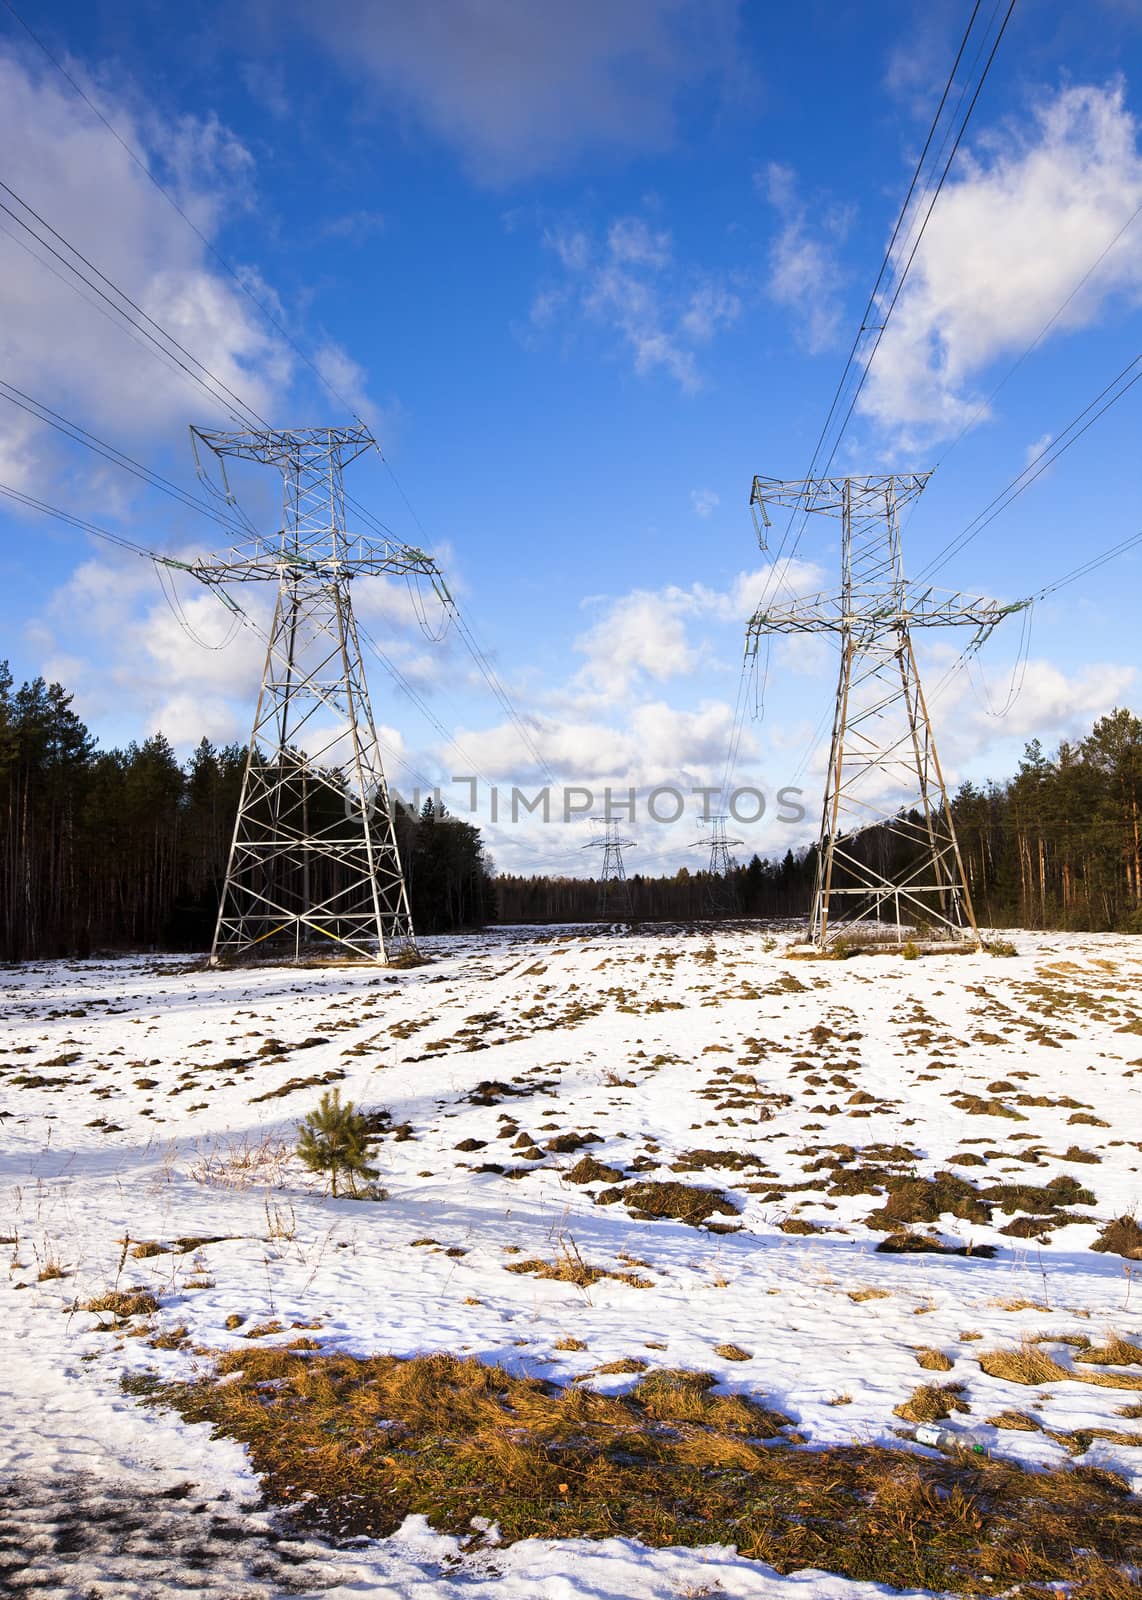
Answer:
[{"xmin": 296, "ymin": 1089, "xmax": 379, "ymax": 1197}]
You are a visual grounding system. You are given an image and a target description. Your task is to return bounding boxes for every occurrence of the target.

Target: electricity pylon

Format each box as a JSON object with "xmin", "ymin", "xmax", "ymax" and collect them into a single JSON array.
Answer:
[
  {"xmin": 584, "ymin": 817, "xmax": 635, "ymax": 918},
  {"xmin": 691, "ymin": 815, "xmax": 741, "ymax": 916},
  {"xmin": 186, "ymin": 425, "xmax": 445, "ymax": 966},
  {"xmin": 747, "ymin": 472, "xmax": 1026, "ymax": 949}
]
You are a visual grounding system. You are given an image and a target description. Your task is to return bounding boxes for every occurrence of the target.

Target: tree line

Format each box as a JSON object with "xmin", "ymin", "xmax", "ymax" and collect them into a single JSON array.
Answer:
[
  {"xmin": 0, "ymin": 665, "xmax": 493, "ymax": 960},
  {"xmin": 495, "ymin": 708, "xmax": 1142, "ymax": 934},
  {"xmin": 3, "ymin": 660, "xmax": 1140, "ymax": 958}
]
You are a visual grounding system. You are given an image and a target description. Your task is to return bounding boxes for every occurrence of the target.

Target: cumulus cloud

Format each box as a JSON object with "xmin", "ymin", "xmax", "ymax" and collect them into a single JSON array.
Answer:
[
  {"xmin": 571, "ymin": 558, "xmax": 822, "ymax": 703},
  {"xmin": 532, "ymin": 212, "xmax": 740, "ymax": 390},
  {"xmin": 288, "ymin": 0, "xmax": 741, "ymax": 185},
  {"xmin": 761, "ymin": 161, "xmax": 849, "ymax": 353},
  {"xmin": 860, "ymin": 83, "xmax": 1142, "ymax": 447},
  {"xmin": 0, "ymin": 48, "xmax": 292, "ymax": 487}
]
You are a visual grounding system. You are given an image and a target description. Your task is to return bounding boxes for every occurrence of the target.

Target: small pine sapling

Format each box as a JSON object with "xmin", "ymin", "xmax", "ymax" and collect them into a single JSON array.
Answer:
[{"xmin": 296, "ymin": 1088, "xmax": 379, "ymax": 1197}]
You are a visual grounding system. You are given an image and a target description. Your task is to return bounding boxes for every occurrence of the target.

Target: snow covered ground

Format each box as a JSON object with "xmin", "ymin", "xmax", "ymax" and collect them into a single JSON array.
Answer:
[{"xmin": 2, "ymin": 922, "xmax": 1141, "ymax": 1597}]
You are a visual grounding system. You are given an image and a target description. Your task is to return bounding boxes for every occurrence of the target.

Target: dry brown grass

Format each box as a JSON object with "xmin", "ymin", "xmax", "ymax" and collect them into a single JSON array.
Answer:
[
  {"xmin": 1091, "ymin": 1216, "xmax": 1142, "ymax": 1260},
  {"xmin": 126, "ymin": 1349, "xmax": 1142, "ymax": 1597},
  {"xmin": 1074, "ymin": 1337, "xmax": 1142, "ymax": 1367},
  {"xmin": 893, "ymin": 1382, "xmax": 970, "ymax": 1423},
  {"xmin": 915, "ymin": 1348, "xmax": 954, "ymax": 1371},
  {"xmin": 83, "ymin": 1287, "xmax": 160, "ymax": 1320},
  {"xmin": 981, "ymin": 1344, "xmax": 1142, "ymax": 1391},
  {"xmin": 715, "ymin": 1343, "xmax": 752, "ymax": 1362},
  {"xmin": 987, "ymin": 1410, "xmax": 1043, "ymax": 1431},
  {"xmin": 849, "ymin": 1287, "xmax": 891, "ymax": 1302},
  {"xmin": 595, "ymin": 1179, "xmax": 739, "ymax": 1228},
  {"xmin": 504, "ymin": 1237, "xmax": 652, "ymax": 1290}
]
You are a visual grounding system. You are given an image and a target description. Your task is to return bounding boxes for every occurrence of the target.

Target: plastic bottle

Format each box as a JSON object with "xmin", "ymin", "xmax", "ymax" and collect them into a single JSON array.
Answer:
[{"xmin": 914, "ymin": 1422, "xmax": 988, "ymax": 1455}]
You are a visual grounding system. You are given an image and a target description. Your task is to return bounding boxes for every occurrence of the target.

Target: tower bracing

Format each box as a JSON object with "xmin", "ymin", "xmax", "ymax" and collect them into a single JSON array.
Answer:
[
  {"xmin": 584, "ymin": 817, "xmax": 635, "ymax": 919},
  {"xmin": 188, "ymin": 425, "xmax": 446, "ymax": 967},
  {"xmin": 694, "ymin": 815, "xmax": 741, "ymax": 916},
  {"xmin": 747, "ymin": 473, "xmax": 1027, "ymax": 950}
]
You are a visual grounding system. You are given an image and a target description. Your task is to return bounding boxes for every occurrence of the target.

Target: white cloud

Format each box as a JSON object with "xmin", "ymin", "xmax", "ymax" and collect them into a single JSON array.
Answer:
[
  {"xmin": 290, "ymin": 0, "xmax": 741, "ymax": 185},
  {"xmin": 321, "ymin": 210, "xmax": 385, "ymax": 243},
  {"xmin": 0, "ymin": 49, "xmax": 292, "ymax": 485},
  {"xmin": 690, "ymin": 488, "xmax": 720, "ymax": 518},
  {"xmin": 761, "ymin": 161, "xmax": 848, "ymax": 353},
  {"xmin": 532, "ymin": 212, "xmax": 740, "ymax": 391},
  {"xmin": 607, "ymin": 216, "xmax": 672, "ymax": 269},
  {"xmin": 313, "ymin": 342, "xmax": 377, "ymax": 422},
  {"xmin": 571, "ymin": 558, "xmax": 822, "ymax": 703},
  {"xmin": 952, "ymin": 655, "xmax": 1137, "ymax": 743},
  {"xmin": 860, "ymin": 83, "xmax": 1142, "ymax": 447}
]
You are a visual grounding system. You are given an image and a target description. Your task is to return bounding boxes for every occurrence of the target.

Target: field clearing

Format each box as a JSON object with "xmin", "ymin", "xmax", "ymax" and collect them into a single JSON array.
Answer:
[{"xmin": 3, "ymin": 922, "xmax": 1142, "ymax": 1597}]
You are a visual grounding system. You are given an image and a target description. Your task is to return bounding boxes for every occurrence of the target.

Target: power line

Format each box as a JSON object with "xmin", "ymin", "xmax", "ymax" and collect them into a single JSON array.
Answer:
[
  {"xmin": 356, "ymin": 619, "xmax": 499, "ymax": 792},
  {"xmin": 915, "ymin": 346, "xmax": 1142, "ymax": 583},
  {"xmin": 0, "ymin": 179, "xmax": 268, "ymax": 428},
  {"xmin": 931, "ymin": 196, "xmax": 1142, "ymax": 476},
  {"xmin": 0, "ymin": 380, "xmax": 249, "ymax": 534},
  {"xmin": 757, "ymin": 0, "xmax": 1015, "ymax": 596},
  {"xmin": 0, "ymin": 478, "xmax": 163, "ymax": 561},
  {"xmin": 0, "ymin": 111, "xmax": 559, "ymax": 794},
  {"xmin": 1, "ymin": 0, "xmax": 368, "ymax": 420},
  {"xmin": 722, "ymin": 1, "xmax": 1016, "ymax": 806}
]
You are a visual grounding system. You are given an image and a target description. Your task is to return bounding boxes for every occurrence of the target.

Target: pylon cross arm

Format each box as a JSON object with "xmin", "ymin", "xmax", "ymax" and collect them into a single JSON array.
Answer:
[
  {"xmin": 746, "ymin": 589, "xmax": 1027, "ymax": 643},
  {"xmin": 188, "ymin": 543, "xmax": 443, "ymax": 584}
]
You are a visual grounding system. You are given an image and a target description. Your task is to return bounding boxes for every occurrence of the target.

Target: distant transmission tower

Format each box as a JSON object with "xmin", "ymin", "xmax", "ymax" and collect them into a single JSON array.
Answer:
[
  {"xmin": 584, "ymin": 817, "xmax": 635, "ymax": 919},
  {"xmin": 747, "ymin": 473, "xmax": 1026, "ymax": 949},
  {"xmin": 692, "ymin": 815, "xmax": 741, "ymax": 916},
  {"xmin": 187, "ymin": 425, "xmax": 444, "ymax": 966}
]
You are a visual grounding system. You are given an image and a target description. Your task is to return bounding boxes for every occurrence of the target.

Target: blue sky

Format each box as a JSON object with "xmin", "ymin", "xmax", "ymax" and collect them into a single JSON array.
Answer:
[{"xmin": 3, "ymin": 0, "xmax": 1142, "ymax": 875}]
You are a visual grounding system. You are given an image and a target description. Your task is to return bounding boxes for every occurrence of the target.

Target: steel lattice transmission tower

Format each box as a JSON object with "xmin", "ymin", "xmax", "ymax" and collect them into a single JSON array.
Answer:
[
  {"xmin": 747, "ymin": 472, "xmax": 1026, "ymax": 949},
  {"xmin": 584, "ymin": 817, "xmax": 635, "ymax": 919},
  {"xmin": 692, "ymin": 815, "xmax": 741, "ymax": 916},
  {"xmin": 187, "ymin": 425, "xmax": 444, "ymax": 967}
]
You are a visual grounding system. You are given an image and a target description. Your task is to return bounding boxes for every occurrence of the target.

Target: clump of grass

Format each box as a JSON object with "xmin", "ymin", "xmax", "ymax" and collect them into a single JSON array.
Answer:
[
  {"xmin": 981, "ymin": 1344, "xmax": 1142, "ymax": 1391},
  {"xmin": 147, "ymin": 1325, "xmax": 189, "ymax": 1350},
  {"xmin": 915, "ymin": 1348, "xmax": 954, "ymax": 1372},
  {"xmin": 875, "ymin": 1232, "xmax": 996, "ymax": 1258},
  {"xmin": 590, "ymin": 1358, "xmax": 649, "ymax": 1375},
  {"xmin": 893, "ymin": 1382, "xmax": 970, "ymax": 1423},
  {"xmin": 849, "ymin": 1287, "xmax": 891, "ymax": 1303},
  {"xmin": 505, "ymin": 1237, "xmax": 651, "ymax": 1290},
  {"xmin": 595, "ymin": 1179, "xmax": 739, "ymax": 1228},
  {"xmin": 950, "ymin": 1094, "xmax": 1026, "ymax": 1121},
  {"xmin": 980, "ymin": 1346, "xmax": 1070, "ymax": 1386},
  {"xmin": 126, "ymin": 1348, "xmax": 1142, "ymax": 1595},
  {"xmin": 554, "ymin": 1337, "xmax": 587, "ymax": 1352},
  {"xmin": 987, "ymin": 1410, "xmax": 1042, "ymax": 1431},
  {"xmin": 565, "ymin": 1154, "xmax": 626, "ymax": 1185},
  {"xmin": 865, "ymin": 1172, "xmax": 991, "ymax": 1230},
  {"xmin": 1091, "ymin": 1216, "xmax": 1142, "ymax": 1260},
  {"xmin": 715, "ymin": 1343, "xmax": 752, "ymax": 1362},
  {"xmin": 84, "ymin": 1287, "xmax": 160, "ymax": 1320},
  {"xmin": 1073, "ymin": 1337, "xmax": 1142, "ymax": 1367}
]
